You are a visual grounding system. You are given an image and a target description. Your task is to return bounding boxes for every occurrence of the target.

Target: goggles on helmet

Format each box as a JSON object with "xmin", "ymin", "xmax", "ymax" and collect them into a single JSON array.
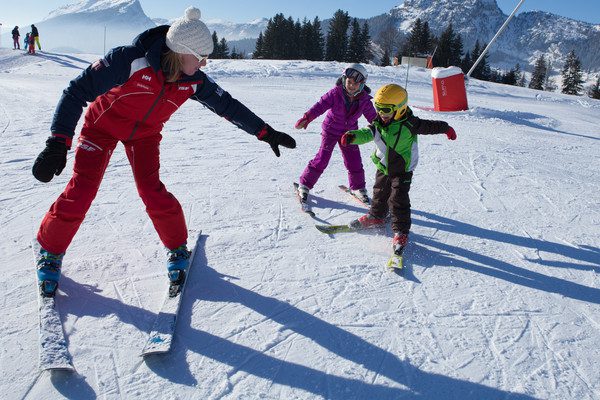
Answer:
[
  {"xmin": 344, "ymin": 67, "xmax": 366, "ymax": 83},
  {"xmin": 374, "ymin": 103, "xmax": 398, "ymax": 115}
]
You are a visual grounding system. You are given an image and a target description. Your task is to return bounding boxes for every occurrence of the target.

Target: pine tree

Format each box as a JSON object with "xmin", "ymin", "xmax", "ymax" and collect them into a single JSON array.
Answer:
[
  {"xmin": 517, "ymin": 66, "xmax": 527, "ymax": 87},
  {"xmin": 261, "ymin": 14, "xmax": 286, "ymax": 59},
  {"xmin": 561, "ymin": 50, "xmax": 584, "ymax": 95},
  {"xmin": 469, "ymin": 41, "xmax": 490, "ymax": 80},
  {"xmin": 501, "ymin": 68, "xmax": 517, "ymax": 85},
  {"xmin": 588, "ymin": 75, "xmax": 600, "ymax": 99},
  {"xmin": 310, "ymin": 17, "xmax": 325, "ymax": 61},
  {"xmin": 528, "ymin": 54, "xmax": 547, "ymax": 90},
  {"xmin": 288, "ymin": 16, "xmax": 301, "ymax": 59},
  {"xmin": 378, "ymin": 22, "xmax": 400, "ymax": 62},
  {"xmin": 346, "ymin": 18, "xmax": 363, "ymax": 62},
  {"xmin": 419, "ymin": 21, "xmax": 432, "ymax": 55},
  {"xmin": 260, "ymin": 18, "xmax": 274, "ymax": 59},
  {"xmin": 433, "ymin": 23, "xmax": 457, "ymax": 67},
  {"xmin": 380, "ymin": 48, "xmax": 391, "ymax": 66},
  {"xmin": 299, "ymin": 17, "xmax": 324, "ymax": 61},
  {"xmin": 545, "ymin": 76, "xmax": 557, "ymax": 92},
  {"xmin": 210, "ymin": 31, "xmax": 220, "ymax": 58},
  {"xmin": 219, "ymin": 38, "xmax": 229, "ymax": 59},
  {"xmin": 299, "ymin": 18, "xmax": 311, "ymax": 60},
  {"xmin": 273, "ymin": 14, "xmax": 289, "ymax": 59},
  {"xmin": 253, "ymin": 32, "xmax": 264, "ymax": 59},
  {"xmin": 403, "ymin": 18, "xmax": 423, "ymax": 56},
  {"xmin": 325, "ymin": 9, "xmax": 350, "ymax": 62},
  {"xmin": 359, "ymin": 22, "xmax": 371, "ymax": 63},
  {"xmin": 450, "ymin": 33, "xmax": 464, "ymax": 66},
  {"xmin": 513, "ymin": 63, "xmax": 524, "ymax": 86},
  {"xmin": 230, "ymin": 47, "xmax": 242, "ymax": 59},
  {"xmin": 460, "ymin": 51, "xmax": 471, "ymax": 74}
]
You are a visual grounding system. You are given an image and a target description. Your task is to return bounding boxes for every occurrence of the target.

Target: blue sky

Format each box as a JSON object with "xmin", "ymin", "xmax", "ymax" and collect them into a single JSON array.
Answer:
[{"xmin": 1, "ymin": 0, "xmax": 598, "ymax": 30}]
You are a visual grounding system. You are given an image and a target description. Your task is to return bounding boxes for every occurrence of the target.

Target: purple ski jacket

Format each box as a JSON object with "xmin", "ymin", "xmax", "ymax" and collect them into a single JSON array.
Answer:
[{"xmin": 305, "ymin": 83, "xmax": 377, "ymax": 137}]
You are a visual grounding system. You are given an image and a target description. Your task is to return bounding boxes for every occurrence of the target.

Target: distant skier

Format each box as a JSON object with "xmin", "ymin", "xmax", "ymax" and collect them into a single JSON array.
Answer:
[
  {"xmin": 24, "ymin": 32, "xmax": 29, "ymax": 49},
  {"xmin": 31, "ymin": 24, "xmax": 41, "ymax": 50},
  {"xmin": 11, "ymin": 26, "xmax": 20, "ymax": 50},
  {"xmin": 341, "ymin": 84, "xmax": 457, "ymax": 255},
  {"xmin": 294, "ymin": 63, "xmax": 377, "ymax": 204},
  {"xmin": 27, "ymin": 32, "xmax": 35, "ymax": 55},
  {"xmin": 30, "ymin": 7, "xmax": 296, "ymax": 297}
]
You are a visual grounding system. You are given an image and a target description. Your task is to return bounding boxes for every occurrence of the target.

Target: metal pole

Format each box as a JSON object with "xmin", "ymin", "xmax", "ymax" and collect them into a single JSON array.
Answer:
[
  {"xmin": 405, "ymin": 56, "xmax": 411, "ymax": 89},
  {"xmin": 466, "ymin": 0, "xmax": 526, "ymax": 78},
  {"xmin": 103, "ymin": 26, "xmax": 106, "ymax": 54}
]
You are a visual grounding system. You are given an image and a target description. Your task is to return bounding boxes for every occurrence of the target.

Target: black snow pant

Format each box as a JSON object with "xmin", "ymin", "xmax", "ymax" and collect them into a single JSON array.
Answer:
[{"xmin": 369, "ymin": 170, "xmax": 413, "ymax": 234}]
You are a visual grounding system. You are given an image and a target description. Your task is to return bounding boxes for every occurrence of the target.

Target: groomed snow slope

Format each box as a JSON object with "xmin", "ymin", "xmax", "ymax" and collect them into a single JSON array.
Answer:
[{"xmin": 0, "ymin": 48, "xmax": 599, "ymax": 399}]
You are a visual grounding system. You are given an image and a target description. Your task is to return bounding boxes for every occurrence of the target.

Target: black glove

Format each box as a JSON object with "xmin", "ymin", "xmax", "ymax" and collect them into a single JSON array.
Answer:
[
  {"xmin": 32, "ymin": 137, "xmax": 68, "ymax": 183},
  {"xmin": 257, "ymin": 125, "xmax": 296, "ymax": 157}
]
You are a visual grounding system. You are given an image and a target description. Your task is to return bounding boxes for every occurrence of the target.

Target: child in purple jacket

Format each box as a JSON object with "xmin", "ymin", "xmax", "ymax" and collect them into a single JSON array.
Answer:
[{"xmin": 295, "ymin": 63, "xmax": 377, "ymax": 204}]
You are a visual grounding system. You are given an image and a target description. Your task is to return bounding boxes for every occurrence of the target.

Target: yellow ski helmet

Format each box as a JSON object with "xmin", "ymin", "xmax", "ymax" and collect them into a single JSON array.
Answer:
[{"xmin": 374, "ymin": 84, "xmax": 408, "ymax": 120}]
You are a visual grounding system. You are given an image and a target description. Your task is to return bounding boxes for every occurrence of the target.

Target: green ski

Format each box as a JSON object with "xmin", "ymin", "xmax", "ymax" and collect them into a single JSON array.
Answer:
[
  {"xmin": 386, "ymin": 254, "xmax": 403, "ymax": 271},
  {"xmin": 315, "ymin": 224, "xmax": 357, "ymax": 234}
]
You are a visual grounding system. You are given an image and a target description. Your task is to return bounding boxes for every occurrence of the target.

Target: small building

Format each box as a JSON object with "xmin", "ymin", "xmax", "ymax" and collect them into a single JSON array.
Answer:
[{"xmin": 397, "ymin": 56, "xmax": 433, "ymax": 69}]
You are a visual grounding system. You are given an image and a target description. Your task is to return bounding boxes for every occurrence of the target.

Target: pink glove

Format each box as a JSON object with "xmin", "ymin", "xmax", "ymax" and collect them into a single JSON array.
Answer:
[
  {"xmin": 340, "ymin": 132, "xmax": 355, "ymax": 147},
  {"xmin": 295, "ymin": 113, "xmax": 311, "ymax": 129},
  {"xmin": 445, "ymin": 127, "xmax": 457, "ymax": 140}
]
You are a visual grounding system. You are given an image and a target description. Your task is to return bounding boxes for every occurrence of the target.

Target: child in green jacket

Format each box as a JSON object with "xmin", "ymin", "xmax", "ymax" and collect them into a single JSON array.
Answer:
[{"xmin": 340, "ymin": 83, "xmax": 457, "ymax": 255}]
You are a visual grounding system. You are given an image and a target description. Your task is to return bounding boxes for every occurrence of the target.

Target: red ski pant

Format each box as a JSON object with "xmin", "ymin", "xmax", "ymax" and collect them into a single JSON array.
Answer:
[{"xmin": 37, "ymin": 127, "xmax": 188, "ymax": 254}]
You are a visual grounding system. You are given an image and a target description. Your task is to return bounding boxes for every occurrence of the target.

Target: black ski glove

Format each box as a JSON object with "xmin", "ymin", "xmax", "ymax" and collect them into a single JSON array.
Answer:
[
  {"xmin": 257, "ymin": 125, "xmax": 296, "ymax": 157},
  {"xmin": 32, "ymin": 137, "xmax": 68, "ymax": 183}
]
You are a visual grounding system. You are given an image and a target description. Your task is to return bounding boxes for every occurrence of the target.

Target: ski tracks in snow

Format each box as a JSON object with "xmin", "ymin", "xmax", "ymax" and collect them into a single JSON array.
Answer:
[{"xmin": 0, "ymin": 100, "xmax": 10, "ymax": 138}]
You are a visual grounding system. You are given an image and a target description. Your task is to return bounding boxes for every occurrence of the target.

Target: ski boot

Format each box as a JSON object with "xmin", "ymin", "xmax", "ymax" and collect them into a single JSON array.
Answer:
[
  {"xmin": 349, "ymin": 213, "xmax": 386, "ymax": 230},
  {"xmin": 392, "ymin": 233, "xmax": 409, "ymax": 256},
  {"xmin": 167, "ymin": 244, "xmax": 191, "ymax": 297},
  {"xmin": 297, "ymin": 184, "xmax": 310, "ymax": 202},
  {"xmin": 36, "ymin": 248, "xmax": 64, "ymax": 297},
  {"xmin": 351, "ymin": 188, "xmax": 370, "ymax": 204}
]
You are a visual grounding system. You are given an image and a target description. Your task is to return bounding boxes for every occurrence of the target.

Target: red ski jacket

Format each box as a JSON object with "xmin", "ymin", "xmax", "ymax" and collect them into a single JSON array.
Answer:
[{"xmin": 51, "ymin": 26, "xmax": 265, "ymax": 146}]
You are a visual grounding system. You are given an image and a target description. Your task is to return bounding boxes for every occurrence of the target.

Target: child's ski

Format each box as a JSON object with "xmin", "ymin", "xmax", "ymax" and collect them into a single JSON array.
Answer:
[
  {"xmin": 386, "ymin": 253, "xmax": 404, "ymax": 271},
  {"xmin": 293, "ymin": 182, "xmax": 315, "ymax": 217},
  {"xmin": 339, "ymin": 185, "xmax": 370, "ymax": 206},
  {"xmin": 315, "ymin": 224, "xmax": 357, "ymax": 234},
  {"xmin": 142, "ymin": 231, "xmax": 202, "ymax": 356}
]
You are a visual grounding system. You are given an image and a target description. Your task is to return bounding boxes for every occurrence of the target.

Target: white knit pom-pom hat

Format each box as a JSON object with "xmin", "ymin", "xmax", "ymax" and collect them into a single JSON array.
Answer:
[{"xmin": 166, "ymin": 7, "xmax": 214, "ymax": 59}]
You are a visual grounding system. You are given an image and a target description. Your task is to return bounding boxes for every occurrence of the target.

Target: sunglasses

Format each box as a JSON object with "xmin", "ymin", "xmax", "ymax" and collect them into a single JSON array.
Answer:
[{"xmin": 374, "ymin": 103, "xmax": 398, "ymax": 115}]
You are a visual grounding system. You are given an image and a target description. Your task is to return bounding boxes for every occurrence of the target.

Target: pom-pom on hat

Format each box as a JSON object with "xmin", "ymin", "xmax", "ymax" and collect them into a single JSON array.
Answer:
[{"xmin": 166, "ymin": 7, "xmax": 214, "ymax": 59}]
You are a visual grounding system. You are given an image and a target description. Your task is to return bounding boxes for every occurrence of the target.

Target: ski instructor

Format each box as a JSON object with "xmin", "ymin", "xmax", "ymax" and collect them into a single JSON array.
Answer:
[{"xmin": 31, "ymin": 7, "xmax": 296, "ymax": 297}]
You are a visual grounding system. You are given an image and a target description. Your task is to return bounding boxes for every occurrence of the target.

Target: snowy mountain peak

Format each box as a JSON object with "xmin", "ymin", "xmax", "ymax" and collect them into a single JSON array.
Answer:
[
  {"xmin": 381, "ymin": 0, "xmax": 599, "ymax": 72},
  {"xmin": 31, "ymin": 0, "xmax": 154, "ymax": 54},
  {"xmin": 45, "ymin": 0, "xmax": 140, "ymax": 20}
]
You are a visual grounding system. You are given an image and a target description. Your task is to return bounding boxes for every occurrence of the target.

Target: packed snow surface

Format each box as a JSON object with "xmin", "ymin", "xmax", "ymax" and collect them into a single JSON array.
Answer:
[{"xmin": 0, "ymin": 48, "xmax": 599, "ymax": 399}]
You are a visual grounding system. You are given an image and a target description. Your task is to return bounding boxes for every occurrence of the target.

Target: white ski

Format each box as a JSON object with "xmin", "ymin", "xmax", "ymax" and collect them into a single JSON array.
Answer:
[
  {"xmin": 338, "ymin": 184, "xmax": 370, "ymax": 206},
  {"xmin": 142, "ymin": 231, "xmax": 202, "ymax": 356},
  {"xmin": 38, "ymin": 296, "xmax": 75, "ymax": 371},
  {"xmin": 32, "ymin": 241, "xmax": 75, "ymax": 372},
  {"xmin": 293, "ymin": 182, "xmax": 315, "ymax": 217}
]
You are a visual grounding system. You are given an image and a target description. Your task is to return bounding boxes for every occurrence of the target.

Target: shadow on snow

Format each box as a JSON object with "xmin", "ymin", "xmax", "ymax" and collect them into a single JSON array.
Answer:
[
  {"xmin": 410, "ymin": 210, "xmax": 600, "ymax": 304},
  {"xmin": 145, "ymin": 235, "xmax": 535, "ymax": 399},
  {"xmin": 49, "ymin": 220, "xmax": 594, "ymax": 397}
]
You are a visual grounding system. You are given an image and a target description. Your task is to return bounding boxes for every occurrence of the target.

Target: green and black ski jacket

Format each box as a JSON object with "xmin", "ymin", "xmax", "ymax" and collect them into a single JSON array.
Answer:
[{"xmin": 348, "ymin": 107, "xmax": 449, "ymax": 176}]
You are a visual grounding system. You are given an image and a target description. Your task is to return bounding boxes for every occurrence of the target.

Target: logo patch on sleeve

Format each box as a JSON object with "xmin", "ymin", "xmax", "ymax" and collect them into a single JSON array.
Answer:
[{"xmin": 91, "ymin": 58, "xmax": 109, "ymax": 71}]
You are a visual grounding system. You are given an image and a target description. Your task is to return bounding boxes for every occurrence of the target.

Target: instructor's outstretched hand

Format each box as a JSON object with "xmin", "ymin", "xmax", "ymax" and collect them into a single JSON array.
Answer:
[{"xmin": 258, "ymin": 125, "xmax": 296, "ymax": 157}]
